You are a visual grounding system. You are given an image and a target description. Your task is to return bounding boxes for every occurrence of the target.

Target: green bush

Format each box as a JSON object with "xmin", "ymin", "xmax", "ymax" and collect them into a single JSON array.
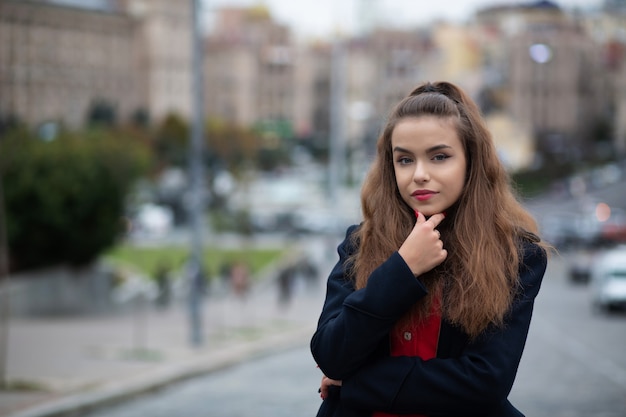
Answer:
[{"xmin": 1, "ymin": 128, "xmax": 151, "ymax": 272}]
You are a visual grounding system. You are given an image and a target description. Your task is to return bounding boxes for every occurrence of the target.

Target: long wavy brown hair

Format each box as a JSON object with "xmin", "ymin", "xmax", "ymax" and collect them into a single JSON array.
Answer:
[{"xmin": 350, "ymin": 81, "xmax": 543, "ymax": 338}]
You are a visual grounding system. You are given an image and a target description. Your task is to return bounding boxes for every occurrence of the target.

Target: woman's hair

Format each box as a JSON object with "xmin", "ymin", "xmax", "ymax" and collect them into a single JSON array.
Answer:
[{"xmin": 350, "ymin": 81, "xmax": 542, "ymax": 338}]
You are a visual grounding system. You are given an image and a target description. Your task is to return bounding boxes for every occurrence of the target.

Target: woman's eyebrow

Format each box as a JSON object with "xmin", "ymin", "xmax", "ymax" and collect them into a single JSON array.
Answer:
[
  {"xmin": 426, "ymin": 144, "xmax": 453, "ymax": 152},
  {"xmin": 393, "ymin": 144, "xmax": 453, "ymax": 153},
  {"xmin": 392, "ymin": 146, "xmax": 412, "ymax": 153}
]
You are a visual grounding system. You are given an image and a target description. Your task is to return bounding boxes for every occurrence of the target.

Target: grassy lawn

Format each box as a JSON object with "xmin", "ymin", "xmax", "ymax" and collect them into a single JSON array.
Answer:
[{"xmin": 104, "ymin": 244, "xmax": 286, "ymax": 282}]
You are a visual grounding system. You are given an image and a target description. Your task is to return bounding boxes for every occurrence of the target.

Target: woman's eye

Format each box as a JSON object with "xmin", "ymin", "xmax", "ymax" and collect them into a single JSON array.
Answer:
[
  {"xmin": 398, "ymin": 157, "xmax": 413, "ymax": 165},
  {"xmin": 432, "ymin": 154, "xmax": 449, "ymax": 161}
]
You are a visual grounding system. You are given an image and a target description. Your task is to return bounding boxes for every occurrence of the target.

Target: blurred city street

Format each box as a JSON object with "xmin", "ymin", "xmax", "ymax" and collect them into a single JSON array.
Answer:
[
  {"xmin": 75, "ymin": 251, "xmax": 626, "ymax": 417},
  {"xmin": 3, "ymin": 172, "xmax": 626, "ymax": 416},
  {"xmin": 0, "ymin": 234, "xmax": 339, "ymax": 417},
  {"xmin": 5, "ymin": 244, "xmax": 625, "ymax": 417},
  {"xmin": 77, "ymin": 243, "xmax": 626, "ymax": 417}
]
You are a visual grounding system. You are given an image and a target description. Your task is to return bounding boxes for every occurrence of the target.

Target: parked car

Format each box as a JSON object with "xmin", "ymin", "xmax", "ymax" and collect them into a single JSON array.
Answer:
[
  {"xmin": 567, "ymin": 248, "xmax": 597, "ymax": 284},
  {"xmin": 539, "ymin": 211, "xmax": 601, "ymax": 250},
  {"xmin": 599, "ymin": 209, "xmax": 626, "ymax": 245},
  {"xmin": 590, "ymin": 245, "xmax": 626, "ymax": 312},
  {"xmin": 131, "ymin": 203, "xmax": 174, "ymax": 237}
]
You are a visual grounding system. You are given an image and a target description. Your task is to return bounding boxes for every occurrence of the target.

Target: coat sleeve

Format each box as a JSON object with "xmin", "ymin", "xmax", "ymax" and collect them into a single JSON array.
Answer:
[
  {"xmin": 310, "ymin": 225, "xmax": 429, "ymax": 380},
  {"xmin": 339, "ymin": 241, "xmax": 548, "ymax": 416}
]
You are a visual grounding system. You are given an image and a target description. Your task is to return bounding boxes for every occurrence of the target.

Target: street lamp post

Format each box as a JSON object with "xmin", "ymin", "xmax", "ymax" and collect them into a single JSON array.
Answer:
[
  {"xmin": 328, "ymin": 35, "xmax": 347, "ymax": 206},
  {"xmin": 0, "ymin": 178, "xmax": 10, "ymax": 387},
  {"xmin": 187, "ymin": 0, "xmax": 207, "ymax": 347},
  {"xmin": 529, "ymin": 43, "xmax": 553, "ymax": 145}
]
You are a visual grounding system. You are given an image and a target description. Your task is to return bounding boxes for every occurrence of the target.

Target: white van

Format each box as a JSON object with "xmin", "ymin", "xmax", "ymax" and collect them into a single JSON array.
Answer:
[{"xmin": 590, "ymin": 245, "xmax": 626, "ymax": 312}]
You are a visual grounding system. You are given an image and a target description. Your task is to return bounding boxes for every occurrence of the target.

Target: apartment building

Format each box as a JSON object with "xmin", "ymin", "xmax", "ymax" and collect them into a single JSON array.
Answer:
[
  {"xmin": 475, "ymin": 1, "xmax": 610, "ymax": 158},
  {"xmin": 582, "ymin": 1, "xmax": 626, "ymax": 155},
  {"xmin": 204, "ymin": 6, "xmax": 295, "ymax": 145},
  {"xmin": 0, "ymin": 0, "xmax": 192, "ymax": 130},
  {"xmin": 2, "ymin": 0, "xmax": 623, "ymax": 164},
  {"xmin": 298, "ymin": 42, "xmax": 331, "ymax": 146},
  {"xmin": 0, "ymin": 0, "xmax": 140, "ymax": 129},
  {"xmin": 120, "ymin": 0, "xmax": 193, "ymax": 123},
  {"xmin": 349, "ymin": 28, "xmax": 436, "ymax": 123},
  {"xmin": 339, "ymin": 28, "xmax": 437, "ymax": 159}
]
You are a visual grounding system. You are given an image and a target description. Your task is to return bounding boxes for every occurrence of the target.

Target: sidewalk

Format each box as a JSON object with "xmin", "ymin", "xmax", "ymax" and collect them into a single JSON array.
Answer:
[{"xmin": 0, "ymin": 257, "xmax": 330, "ymax": 417}]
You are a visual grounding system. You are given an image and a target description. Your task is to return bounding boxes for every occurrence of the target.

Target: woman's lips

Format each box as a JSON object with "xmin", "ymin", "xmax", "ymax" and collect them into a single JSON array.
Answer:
[{"xmin": 412, "ymin": 190, "xmax": 437, "ymax": 201}]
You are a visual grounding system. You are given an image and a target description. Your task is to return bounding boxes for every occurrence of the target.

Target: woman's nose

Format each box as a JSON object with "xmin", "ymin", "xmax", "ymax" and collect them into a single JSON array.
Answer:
[{"xmin": 413, "ymin": 163, "xmax": 430, "ymax": 182}]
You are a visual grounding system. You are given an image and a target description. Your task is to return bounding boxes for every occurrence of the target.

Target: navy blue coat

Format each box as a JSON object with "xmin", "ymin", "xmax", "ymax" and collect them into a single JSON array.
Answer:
[{"xmin": 310, "ymin": 225, "xmax": 547, "ymax": 417}]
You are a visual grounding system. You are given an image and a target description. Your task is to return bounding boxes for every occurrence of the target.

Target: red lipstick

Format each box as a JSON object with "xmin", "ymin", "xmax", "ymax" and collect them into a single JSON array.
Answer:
[{"xmin": 412, "ymin": 189, "xmax": 437, "ymax": 201}]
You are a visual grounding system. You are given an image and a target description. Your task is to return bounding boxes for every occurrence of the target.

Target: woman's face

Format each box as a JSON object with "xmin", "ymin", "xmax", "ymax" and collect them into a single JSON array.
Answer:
[{"xmin": 391, "ymin": 116, "xmax": 467, "ymax": 217}]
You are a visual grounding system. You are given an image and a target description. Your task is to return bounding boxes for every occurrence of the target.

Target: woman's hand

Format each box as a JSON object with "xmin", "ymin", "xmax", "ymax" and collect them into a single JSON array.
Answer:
[
  {"xmin": 319, "ymin": 375, "xmax": 342, "ymax": 400},
  {"xmin": 398, "ymin": 211, "xmax": 447, "ymax": 277}
]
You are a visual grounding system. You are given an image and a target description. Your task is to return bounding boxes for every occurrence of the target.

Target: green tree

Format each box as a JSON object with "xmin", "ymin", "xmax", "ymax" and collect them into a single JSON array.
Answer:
[
  {"xmin": 0, "ymin": 128, "xmax": 151, "ymax": 272},
  {"xmin": 205, "ymin": 118, "xmax": 259, "ymax": 175},
  {"xmin": 153, "ymin": 113, "xmax": 189, "ymax": 167}
]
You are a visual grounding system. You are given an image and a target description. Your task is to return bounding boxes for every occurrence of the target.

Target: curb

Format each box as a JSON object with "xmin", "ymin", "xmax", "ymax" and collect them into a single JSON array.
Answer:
[{"xmin": 5, "ymin": 324, "xmax": 316, "ymax": 417}]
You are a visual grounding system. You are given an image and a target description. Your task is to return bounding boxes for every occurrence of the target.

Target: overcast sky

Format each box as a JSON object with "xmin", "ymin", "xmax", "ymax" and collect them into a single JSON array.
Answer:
[{"xmin": 203, "ymin": 0, "xmax": 603, "ymax": 39}]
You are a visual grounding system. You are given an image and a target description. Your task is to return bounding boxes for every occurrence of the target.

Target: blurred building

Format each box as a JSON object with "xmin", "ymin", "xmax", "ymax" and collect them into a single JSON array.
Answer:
[
  {"xmin": 350, "ymin": 28, "xmax": 436, "ymax": 122},
  {"xmin": 2, "ymin": 0, "xmax": 624, "ymax": 168},
  {"xmin": 476, "ymin": 1, "xmax": 606, "ymax": 158},
  {"xmin": 304, "ymin": 42, "xmax": 332, "ymax": 150},
  {"xmin": 0, "ymin": 0, "xmax": 141, "ymax": 129},
  {"xmin": 475, "ymin": 1, "xmax": 608, "ymax": 163},
  {"xmin": 203, "ymin": 4, "xmax": 433, "ymax": 159},
  {"xmin": 342, "ymin": 28, "xmax": 437, "ymax": 160},
  {"xmin": 431, "ymin": 23, "xmax": 483, "ymax": 91},
  {"xmin": 119, "ymin": 0, "xmax": 193, "ymax": 124},
  {"xmin": 582, "ymin": 0, "xmax": 626, "ymax": 155},
  {"xmin": 0, "ymin": 0, "xmax": 192, "ymax": 130},
  {"xmin": 616, "ymin": 55, "xmax": 626, "ymax": 156},
  {"xmin": 202, "ymin": 1, "xmax": 625, "ymax": 171},
  {"xmin": 204, "ymin": 6, "xmax": 295, "ymax": 146}
]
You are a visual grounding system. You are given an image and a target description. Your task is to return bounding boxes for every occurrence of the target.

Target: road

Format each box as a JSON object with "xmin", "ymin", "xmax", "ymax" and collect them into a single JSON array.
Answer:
[
  {"xmin": 81, "ymin": 346, "xmax": 322, "ymax": 417},
  {"xmin": 510, "ymin": 251, "xmax": 626, "ymax": 416},
  {"xmin": 79, "ymin": 251, "xmax": 626, "ymax": 417}
]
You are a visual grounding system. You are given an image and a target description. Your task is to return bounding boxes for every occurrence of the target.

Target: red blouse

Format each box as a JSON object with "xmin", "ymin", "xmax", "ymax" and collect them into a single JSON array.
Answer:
[{"xmin": 372, "ymin": 298, "xmax": 441, "ymax": 417}]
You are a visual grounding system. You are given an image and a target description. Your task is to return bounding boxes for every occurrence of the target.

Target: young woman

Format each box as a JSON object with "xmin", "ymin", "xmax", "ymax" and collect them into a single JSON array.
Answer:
[{"xmin": 310, "ymin": 81, "xmax": 548, "ymax": 417}]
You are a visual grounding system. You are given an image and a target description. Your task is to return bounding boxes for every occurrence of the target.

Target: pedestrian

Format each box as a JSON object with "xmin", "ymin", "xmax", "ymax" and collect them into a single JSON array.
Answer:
[
  {"xmin": 184, "ymin": 256, "xmax": 208, "ymax": 297},
  {"xmin": 299, "ymin": 259, "xmax": 320, "ymax": 289},
  {"xmin": 154, "ymin": 262, "xmax": 171, "ymax": 309},
  {"xmin": 311, "ymin": 81, "xmax": 549, "ymax": 417},
  {"xmin": 230, "ymin": 261, "xmax": 250, "ymax": 299},
  {"xmin": 277, "ymin": 264, "xmax": 296, "ymax": 307},
  {"xmin": 219, "ymin": 261, "xmax": 232, "ymax": 293}
]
